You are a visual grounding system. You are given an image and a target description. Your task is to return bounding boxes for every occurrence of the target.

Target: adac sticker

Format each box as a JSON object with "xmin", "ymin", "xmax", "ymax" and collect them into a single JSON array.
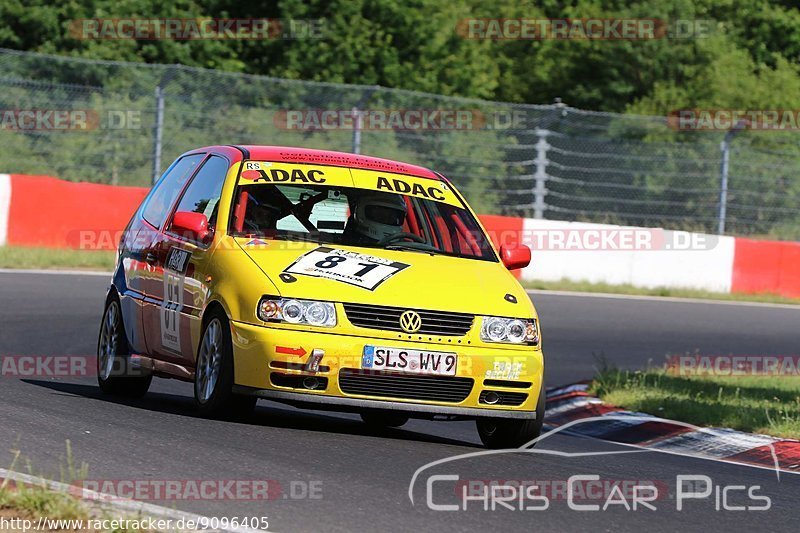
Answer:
[
  {"xmin": 240, "ymin": 162, "xmax": 353, "ymax": 187},
  {"xmin": 282, "ymin": 246, "xmax": 410, "ymax": 291},
  {"xmin": 350, "ymin": 169, "xmax": 462, "ymax": 207}
]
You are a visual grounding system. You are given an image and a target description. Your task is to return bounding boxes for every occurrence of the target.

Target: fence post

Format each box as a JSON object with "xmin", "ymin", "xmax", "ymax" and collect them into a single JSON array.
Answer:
[
  {"xmin": 151, "ymin": 85, "xmax": 165, "ymax": 184},
  {"xmin": 533, "ymin": 128, "xmax": 550, "ymax": 219},
  {"xmin": 717, "ymin": 121, "xmax": 747, "ymax": 234},
  {"xmin": 717, "ymin": 138, "xmax": 730, "ymax": 235},
  {"xmin": 351, "ymin": 107, "xmax": 362, "ymax": 154}
]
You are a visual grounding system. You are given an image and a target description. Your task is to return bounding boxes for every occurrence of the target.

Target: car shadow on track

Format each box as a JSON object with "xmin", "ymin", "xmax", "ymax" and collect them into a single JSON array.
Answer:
[{"xmin": 21, "ymin": 379, "xmax": 480, "ymax": 449}]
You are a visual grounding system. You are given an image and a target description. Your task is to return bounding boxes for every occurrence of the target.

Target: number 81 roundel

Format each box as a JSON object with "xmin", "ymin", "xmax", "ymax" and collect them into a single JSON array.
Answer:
[{"xmin": 282, "ymin": 246, "xmax": 410, "ymax": 290}]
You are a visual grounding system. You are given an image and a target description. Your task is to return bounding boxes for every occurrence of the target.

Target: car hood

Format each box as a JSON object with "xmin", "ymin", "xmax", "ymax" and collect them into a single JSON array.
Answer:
[{"xmin": 234, "ymin": 238, "xmax": 534, "ymax": 317}]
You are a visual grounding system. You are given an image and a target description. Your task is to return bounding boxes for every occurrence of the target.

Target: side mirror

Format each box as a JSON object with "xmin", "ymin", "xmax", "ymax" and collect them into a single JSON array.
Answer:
[
  {"xmin": 500, "ymin": 244, "xmax": 531, "ymax": 270},
  {"xmin": 172, "ymin": 211, "xmax": 210, "ymax": 243}
]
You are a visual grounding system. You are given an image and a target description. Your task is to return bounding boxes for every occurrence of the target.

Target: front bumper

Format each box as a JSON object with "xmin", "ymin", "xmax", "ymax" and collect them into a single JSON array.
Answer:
[
  {"xmin": 231, "ymin": 386, "xmax": 538, "ymax": 419},
  {"xmin": 230, "ymin": 320, "xmax": 544, "ymax": 418}
]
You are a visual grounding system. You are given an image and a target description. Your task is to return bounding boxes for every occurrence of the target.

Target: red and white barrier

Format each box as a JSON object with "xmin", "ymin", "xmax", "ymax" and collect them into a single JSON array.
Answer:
[
  {"xmin": 732, "ymin": 238, "xmax": 800, "ymax": 298},
  {"xmin": 1, "ymin": 174, "xmax": 798, "ymax": 298},
  {"xmin": 480, "ymin": 215, "xmax": 798, "ymax": 298},
  {"xmin": 0, "ymin": 174, "xmax": 10, "ymax": 247},
  {"xmin": 519, "ymin": 218, "xmax": 736, "ymax": 293}
]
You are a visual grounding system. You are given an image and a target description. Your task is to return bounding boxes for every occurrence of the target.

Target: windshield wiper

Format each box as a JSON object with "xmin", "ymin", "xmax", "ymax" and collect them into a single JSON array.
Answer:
[{"xmin": 385, "ymin": 244, "xmax": 441, "ymax": 255}]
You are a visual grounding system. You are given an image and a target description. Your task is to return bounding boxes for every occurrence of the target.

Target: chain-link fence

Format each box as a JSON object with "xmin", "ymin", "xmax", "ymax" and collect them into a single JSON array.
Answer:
[{"xmin": 1, "ymin": 47, "xmax": 798, "ymax": 239}]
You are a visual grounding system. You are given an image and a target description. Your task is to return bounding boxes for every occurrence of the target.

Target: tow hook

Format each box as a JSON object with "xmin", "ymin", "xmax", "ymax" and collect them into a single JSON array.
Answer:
[{"xmin": 305, "ymin": 349, "xmax": 324, "ymax": 373}]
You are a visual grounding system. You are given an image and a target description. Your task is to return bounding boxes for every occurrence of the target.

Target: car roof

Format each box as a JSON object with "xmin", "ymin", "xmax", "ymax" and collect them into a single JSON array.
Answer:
[{"xmin": 231, "ymin": 145, "xmax": 442, "ymax": 180}]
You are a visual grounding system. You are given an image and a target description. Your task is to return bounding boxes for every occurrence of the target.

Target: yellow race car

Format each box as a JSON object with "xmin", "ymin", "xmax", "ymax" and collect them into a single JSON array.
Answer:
[{"xmin": 97, "ymin": 146, "xmax": 544, "ymax": 448}]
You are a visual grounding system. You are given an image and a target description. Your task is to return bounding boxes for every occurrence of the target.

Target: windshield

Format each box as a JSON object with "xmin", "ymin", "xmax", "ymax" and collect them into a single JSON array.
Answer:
[{"xmin": 229, "ymin": 181, "xmax": 497, "ymax": 261}]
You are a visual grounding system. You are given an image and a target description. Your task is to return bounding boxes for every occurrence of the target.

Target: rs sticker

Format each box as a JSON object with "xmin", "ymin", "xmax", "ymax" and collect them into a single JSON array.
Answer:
[
  {"xmin": 161, "ymin": 247, "xmax": 191, "ymax": 353},
  {"xmin": 240, "ymin": 162, "xmax": 352, "ymax": 187},
  {"xmin": 283, "ymin": 246, "xmax": 409, "ymax": 290}
]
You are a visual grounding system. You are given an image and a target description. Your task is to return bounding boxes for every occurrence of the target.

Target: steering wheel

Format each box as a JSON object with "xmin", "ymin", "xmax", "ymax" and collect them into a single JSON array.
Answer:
[{"xmin": 376, "ymin": 232, "xmax": 426, "ymax": 246}]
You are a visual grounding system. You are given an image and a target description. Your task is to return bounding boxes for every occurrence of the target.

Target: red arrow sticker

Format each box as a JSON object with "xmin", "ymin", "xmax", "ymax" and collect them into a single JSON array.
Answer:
[{"xmin": 275, "ymin": 346, "xmax": 307, "ymax": 357}]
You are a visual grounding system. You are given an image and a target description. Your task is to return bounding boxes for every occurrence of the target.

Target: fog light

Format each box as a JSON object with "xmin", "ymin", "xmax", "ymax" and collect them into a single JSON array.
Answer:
[
  {"xmin": 302, "ymin": 376, "xmax": 320, "ymax": 390},
  {"xmin": 483, "ymin": 391, "xmax": 500, "ymax": 405}
]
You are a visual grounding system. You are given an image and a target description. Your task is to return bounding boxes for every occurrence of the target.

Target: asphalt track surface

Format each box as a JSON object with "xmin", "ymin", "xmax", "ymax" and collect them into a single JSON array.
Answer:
[{"xmin": 1, "ymin": 270, "xmax": 798, "ymax": 532}]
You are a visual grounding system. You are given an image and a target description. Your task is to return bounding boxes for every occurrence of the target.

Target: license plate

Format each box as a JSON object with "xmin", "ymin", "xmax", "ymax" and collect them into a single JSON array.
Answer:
[{"xmin": 362, "ymin": 346, "xmax": 458, "ymax": 376}]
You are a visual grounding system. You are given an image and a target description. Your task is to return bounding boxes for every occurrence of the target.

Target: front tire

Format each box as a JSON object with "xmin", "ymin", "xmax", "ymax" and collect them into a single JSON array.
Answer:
[
  {"xmin": 476, "ymin": 384, "xmax": 545, "ymax": 449},
  {"xmin": 97, "ymin": 294, "xmax": 152, "ymax": 398},
  {"xmin": 194, "ymin": 309, "xmax": 257, "ymax": 419}
]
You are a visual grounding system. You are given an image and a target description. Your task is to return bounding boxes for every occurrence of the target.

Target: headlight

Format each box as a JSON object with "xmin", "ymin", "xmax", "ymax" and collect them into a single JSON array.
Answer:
[
  {"xmin": 481, "ymin": 316, "xmax": 538, "ymax": 345},
  {"xmin": 257, "ymin": 297, "xmax": 337, "ymax": 327}
]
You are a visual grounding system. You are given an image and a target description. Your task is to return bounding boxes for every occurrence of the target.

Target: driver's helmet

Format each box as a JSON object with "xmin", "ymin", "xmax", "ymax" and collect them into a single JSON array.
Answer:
[{"xmin": 352, "ymin": 192, "xmax": 407, "ymax": 242}]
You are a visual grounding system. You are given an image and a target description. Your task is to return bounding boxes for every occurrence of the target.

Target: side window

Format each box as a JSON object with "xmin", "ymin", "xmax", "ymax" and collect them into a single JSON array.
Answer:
[
  {"xmin": 170, "ymin": 155, "xmax": 229, "ymax": 231},
  {"xmin": 142, "ymin": 154, "xmax": 204, "ymax": 228}
]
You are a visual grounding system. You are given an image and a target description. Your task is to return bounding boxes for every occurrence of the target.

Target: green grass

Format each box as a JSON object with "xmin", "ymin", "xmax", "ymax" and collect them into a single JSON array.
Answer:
[
  {"xmin": 0, "ymin": 442, "xmax": 90, "ymax": 525},
  {"xmin": 525, "ymin": 278, "xmax": 800, "ymax": 305},
  {"xmin": 590, "ymin": 366, "xmax": 800, "ymax": 439},
  {"xmin": 1, "ymin": 484, "xmax": 89, "ymax": 522},
  {"xmin": 0, "ymin": 246, "xmax": 115, "ymax": 271},
  {"xmin": 0, "ymin": 442, "xmax": 150, "ymax": 532}
]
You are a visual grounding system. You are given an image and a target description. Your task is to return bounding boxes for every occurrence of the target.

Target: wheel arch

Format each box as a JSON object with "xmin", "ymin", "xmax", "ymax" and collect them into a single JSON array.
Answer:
[
  {"xmin": 201, "ymin": 299, "xmax": 230, "ymax": 327},
  {"xmin": 102, "ymin": 284, "xmax": 137, "ymax": 351},
  {"xmin": 195, "ymin": 299, "xmax": 232, "ymax": 368}
]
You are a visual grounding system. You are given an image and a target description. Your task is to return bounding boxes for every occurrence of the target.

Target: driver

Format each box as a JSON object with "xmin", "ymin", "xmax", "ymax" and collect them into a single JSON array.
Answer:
[
  {"xmin": 348, "ymin": 192, "xmax": 407, "ymax": 244},
  {"xmin": 245, "ymin": 187, "xmax": 281, "ymax": 234}
]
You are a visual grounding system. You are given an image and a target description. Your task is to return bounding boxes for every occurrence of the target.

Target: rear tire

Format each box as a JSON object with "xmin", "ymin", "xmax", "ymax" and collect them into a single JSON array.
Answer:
[
  {"xmin": 97, "ymin": 294, "xmax": 152, "ymax": 398},
  {"xmin": 476, "ymin": 383, "xmax": 545, "ymax": 449},
  {"xmin": 194, "ymin": 308, "xmax": 257, "ymax": 419},
  {"xmin": 360, "ymin": 411, "xmax": 409, "ymax": 428}
]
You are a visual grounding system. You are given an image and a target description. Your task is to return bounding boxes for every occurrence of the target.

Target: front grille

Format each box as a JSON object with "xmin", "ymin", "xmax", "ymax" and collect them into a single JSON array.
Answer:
[
  {"xmin": 479, "ymin": 390, "xmax": 528, "ymax": 406},
  {"xmin": 339, "ymin": 369, "xmax": 473, "ymax": 403},
  {"xmin": 270, "ymin": 372, "xmax": 328, "ymax": 390},
  {"xmin": 342, "ymin": 303, "xmax": 474, "ymax": 336}
]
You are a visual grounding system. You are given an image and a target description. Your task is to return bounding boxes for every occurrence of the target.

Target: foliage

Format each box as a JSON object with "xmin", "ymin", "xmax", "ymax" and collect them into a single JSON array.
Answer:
[{"xmin": 2, "ymin": 0, "xmax": 800, "ymax": 112}]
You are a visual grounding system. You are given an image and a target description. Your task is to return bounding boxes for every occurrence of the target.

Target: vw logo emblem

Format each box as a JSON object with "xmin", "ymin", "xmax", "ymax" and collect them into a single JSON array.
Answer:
[{"xmin": 399, "ymin": 310, "xmax": 422, "ymax": 333}]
